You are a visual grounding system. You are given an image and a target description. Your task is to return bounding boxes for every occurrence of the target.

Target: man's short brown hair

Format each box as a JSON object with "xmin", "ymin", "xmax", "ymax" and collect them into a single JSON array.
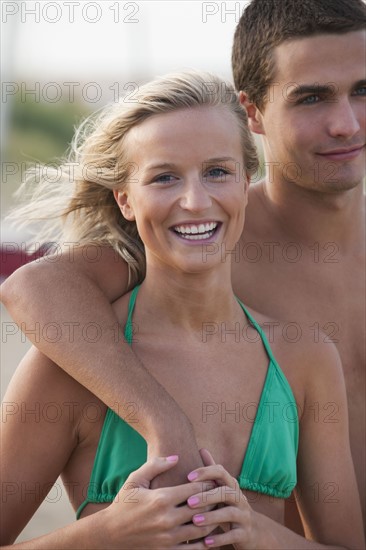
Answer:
[{"xmin": 232, "ymin": 0, "xmax": 366, "ymax": 110}]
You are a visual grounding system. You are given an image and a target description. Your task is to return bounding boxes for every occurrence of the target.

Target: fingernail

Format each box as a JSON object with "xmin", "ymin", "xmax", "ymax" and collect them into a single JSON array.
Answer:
[
  {"xmin": 166, "ymin": 455, "xmax": 179, "ymax": 462},
  {"xmin": 193, "ymin": 514, "xmax": 205, "ymax": 524},
  {"xmin": 205, "ymin": 537, "xmax": 214, "ymax": 545},
  {"xmin": 187, "ymin": 471, "xmax": 198, "ymax": 481},
  {"xmin": 187, "ymin": 496, "xmax": 199, "ymax": 506}
]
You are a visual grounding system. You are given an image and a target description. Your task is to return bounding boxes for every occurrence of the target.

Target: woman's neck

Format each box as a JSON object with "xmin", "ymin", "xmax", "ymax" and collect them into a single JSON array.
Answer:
[{"xmin": 138, "ymin": 264, "xmax": 241, "ymax": 332}]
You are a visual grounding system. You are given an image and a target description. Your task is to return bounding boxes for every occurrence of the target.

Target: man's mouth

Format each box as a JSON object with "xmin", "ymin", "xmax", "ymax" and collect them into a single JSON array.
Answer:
[
  {"xmin": 171, "ymin": 221, "xmax": 220, "ymax": 240},
  {"xmin": 317, "ymin": 144, "xmax": 365, "ymax": 160}
]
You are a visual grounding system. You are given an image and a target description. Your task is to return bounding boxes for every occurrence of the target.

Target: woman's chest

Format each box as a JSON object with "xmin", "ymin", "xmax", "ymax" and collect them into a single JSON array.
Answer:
[{"xmin": 133, "ymin": 339, "xmax": 272, "ymax": 478}]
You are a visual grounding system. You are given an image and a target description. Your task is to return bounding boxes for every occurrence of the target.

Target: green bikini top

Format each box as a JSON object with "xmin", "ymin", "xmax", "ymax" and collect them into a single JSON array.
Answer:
[{"xmin": 76, "ymin": 286, "xmax": 299, "ymax": 519}]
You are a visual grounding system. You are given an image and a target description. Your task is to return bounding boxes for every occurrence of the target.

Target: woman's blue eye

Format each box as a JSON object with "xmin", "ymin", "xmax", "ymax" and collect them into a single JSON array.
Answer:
[
  {"xmin": 207, "ymin": 167, "xmax": 229, "ymax": 179},
  {"xmin": 154, "ymin": 174, "xmax": 175, "ymax": 183}
]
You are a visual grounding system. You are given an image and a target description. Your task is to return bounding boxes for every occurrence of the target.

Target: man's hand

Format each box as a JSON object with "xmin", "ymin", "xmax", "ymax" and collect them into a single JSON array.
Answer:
[{"xmin": 148, "ymin": 422, "xmax": 205, "ymax": 488}]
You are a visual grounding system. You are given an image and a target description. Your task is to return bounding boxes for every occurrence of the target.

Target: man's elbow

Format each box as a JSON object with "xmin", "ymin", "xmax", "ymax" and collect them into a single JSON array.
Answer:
[
  {"xmin": 0, "ymin": 268, "xmax": 23, "ymax": 308},
  {"xmin": 0, "ymin": 261, "xmax": 43, "ymax": 309}
]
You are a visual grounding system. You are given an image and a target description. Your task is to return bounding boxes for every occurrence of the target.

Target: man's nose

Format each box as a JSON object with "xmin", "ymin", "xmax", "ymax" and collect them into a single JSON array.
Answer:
[{"xmin": 328, "ymin": 97, "xmax": 361, "ymax": 139}]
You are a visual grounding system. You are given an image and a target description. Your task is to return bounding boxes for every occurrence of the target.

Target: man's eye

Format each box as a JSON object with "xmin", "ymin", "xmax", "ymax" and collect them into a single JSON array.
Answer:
[
  {"xmin": 352, "ymin": 86, "xmax": 366, "ymax": 96},
  {"xmin": 300, "ymin": 95, "xmax": 320, "ymax": 105}
]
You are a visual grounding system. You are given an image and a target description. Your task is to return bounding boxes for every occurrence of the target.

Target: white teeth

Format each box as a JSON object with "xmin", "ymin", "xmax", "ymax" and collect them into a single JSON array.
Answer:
[
  {"xmin": 173, "ymin": 222, "xmax": 219, "ymax": 241},
  {"xmin": 174, "ymin": 222, "xmax": 218, "ymax": 235},
  {"xmin": 180, "ymin": 232, "xmax": 212, "ymax": 240}
]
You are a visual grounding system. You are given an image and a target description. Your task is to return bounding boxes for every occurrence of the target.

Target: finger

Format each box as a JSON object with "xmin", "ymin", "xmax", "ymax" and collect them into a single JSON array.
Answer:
[
  {"xmin": 173, "ymin": 542, "xmax": 206, "ymax": 549},
  {"xmin": 188, "ymin": 464, "xmax": 238, "ymax": 489},
  {"xmin": 192, "ymin": 505, "xmax": 243, "ymax": 528},
  {"xmin": 203, "ymin": 529, "xmax": 244, "ymax": 548},
  {"xmin": 176, "ymin": 523, "xmax": 219, "ymax": 544},
  {"xmin": 164, "ymin": 480, "xmax": 216, "ymax": 507},
  {"xmin": 171, "ymin": 523, "xmax": 219, "ymax": 548},
  {"xmin": 199, "ymin": 448, "xmax": 216, "ymax": 467},
  {"xmin": 173, "ymin": 543, "xmax": 206, "ymax": 550},
  {"xmin": 169, "ymin": 500, "xmax": 215, "ymax": 527},
  {"xmin": 187, "ymin": 485, "xmax": 247, "ymax": 509},
  {"xmin": 126, "ymin": 455, "xmax": 179, "ymax": 489}
]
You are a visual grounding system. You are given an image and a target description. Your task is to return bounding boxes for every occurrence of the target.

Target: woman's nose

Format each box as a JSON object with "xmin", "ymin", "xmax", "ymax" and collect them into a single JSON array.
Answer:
[{"xmin": 179, "ymin": 178, "xmax": 213, "ymax": 212}]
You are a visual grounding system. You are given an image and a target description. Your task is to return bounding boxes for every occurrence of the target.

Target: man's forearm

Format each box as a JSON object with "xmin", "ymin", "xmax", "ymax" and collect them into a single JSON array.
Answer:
[{"xmin": 0, "ymin": 258, "xmax": 195, "ymax": 448}]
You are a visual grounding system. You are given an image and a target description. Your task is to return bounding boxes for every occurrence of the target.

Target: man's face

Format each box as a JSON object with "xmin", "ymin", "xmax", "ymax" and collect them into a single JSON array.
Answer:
[{"xmin": 255, "ymin": 30, "xmax": 366, "ymax": 192}]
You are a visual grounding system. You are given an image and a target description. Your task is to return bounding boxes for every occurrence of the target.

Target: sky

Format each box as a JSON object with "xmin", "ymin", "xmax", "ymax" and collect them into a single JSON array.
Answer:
[{"xmin": 2, "ymin": 1, "xmax": 250, "ymax": 84}]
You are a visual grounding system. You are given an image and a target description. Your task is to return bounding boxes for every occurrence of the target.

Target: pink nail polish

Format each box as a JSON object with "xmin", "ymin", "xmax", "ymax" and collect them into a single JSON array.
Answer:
[
  {"xmin": 188, "ymin": 471, "xmax": 198, "ymax": 481},
  {"xmin": 193, "ymin": 514, "xmax": 205, "ymax": 524},
  {"xmin": 166, "ymin": 455, "xmax": 179, "ymax": 462},
  {"xmin": 187, "ymin": 496, "xmax": 199, "ymax": 506},
  {"xmin": 205, "ymin": 537, "xmax": 214, "ymax": 545}
]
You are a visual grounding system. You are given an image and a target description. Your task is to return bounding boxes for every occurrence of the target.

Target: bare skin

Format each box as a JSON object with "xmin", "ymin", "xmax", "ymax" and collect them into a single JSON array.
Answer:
[
  {"xmin": 2, "ymin": 103, "xmax": 364, "ymax": 548},
  {"xmin": 1, "ymin": 30, "xmax": 365, "ymax": 537},
  {"xmin": 1, "ymin": 289, "xmax": 364, "ymax": 548},
  {"xmin": 233, "ymin": 182, "xmax": 365, "ymax": 526},
  {"xmin": 0, "ymin": 247, "xmax": 204, "ymax": 485},
  {"xmin": 1, "ymin": 348, "xmax": 219, "ymax": 549},
  {"xmin": 237, "ymin": 31, "xmax": 366, "ymax": 525}
]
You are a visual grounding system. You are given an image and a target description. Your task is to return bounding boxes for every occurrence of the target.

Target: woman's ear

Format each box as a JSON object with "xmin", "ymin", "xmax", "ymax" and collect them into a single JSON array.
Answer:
[
  {"xmin": 245, "ymin": 174, "xmax": 251, "ymax": 193},
  {"xmin": 113, "ymin": 189, "xmax": 135, "ymax": 221},
  {"xmin": 239, "ymin": 91, "xmax": 265, "ymax": 136},
  {"xmin": 242, "ymin": 174, "xmax": 250, "ymax": 206}
]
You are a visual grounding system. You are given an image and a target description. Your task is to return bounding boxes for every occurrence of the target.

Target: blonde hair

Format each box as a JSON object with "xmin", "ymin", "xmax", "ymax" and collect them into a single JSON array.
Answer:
[{"xmin": 9, "ymin": 70, "xmax": 259, "ymax": 288}]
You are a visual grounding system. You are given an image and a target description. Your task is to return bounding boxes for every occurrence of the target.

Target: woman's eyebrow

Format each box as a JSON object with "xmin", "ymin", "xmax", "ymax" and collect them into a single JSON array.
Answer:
[
  {"xmin": 145, "ymin": 157, "xmax": 238, "ymax": 172},
  {"xmin": 145, "ymin": 163, "xmax": 176, "ymax": 172},
  {"xmin": 203, "ymin": 157, "xmax": 238, "ymax": 163}
]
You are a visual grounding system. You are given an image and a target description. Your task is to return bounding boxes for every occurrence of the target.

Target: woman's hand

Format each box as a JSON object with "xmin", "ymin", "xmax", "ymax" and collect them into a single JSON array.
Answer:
[
  {"xmin": 185, "ymin": 450, "xmax": 258, "ymax": 549},
  {"xmin": 102, "ymin": 455, "xmax": 218, "ymax": 549}
]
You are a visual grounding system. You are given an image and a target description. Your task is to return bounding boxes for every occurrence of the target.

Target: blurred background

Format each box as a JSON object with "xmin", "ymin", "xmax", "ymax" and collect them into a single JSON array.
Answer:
[
  {"xmin": 2, "ymin": 0, "xmax": 257, "ymax": 232},
  {"xmin": 1, "ymin": 0, "xmax": 263, "ymax": 542}
]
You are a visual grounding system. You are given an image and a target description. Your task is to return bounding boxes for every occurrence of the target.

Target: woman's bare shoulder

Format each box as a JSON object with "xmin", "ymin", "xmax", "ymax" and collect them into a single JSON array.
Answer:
[
  {"xmin": 242, "ymin": 306, "xmax": 344, "ymax": 412},
  {"xmin": 3, "ymin": 346, "xmax": 106, "ymax": 428}
]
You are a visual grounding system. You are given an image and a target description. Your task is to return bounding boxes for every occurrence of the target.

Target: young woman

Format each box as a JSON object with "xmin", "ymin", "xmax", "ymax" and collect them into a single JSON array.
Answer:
[{"xmin": 1, "ymin": 71, "xmax": 364, "ymax": 549}]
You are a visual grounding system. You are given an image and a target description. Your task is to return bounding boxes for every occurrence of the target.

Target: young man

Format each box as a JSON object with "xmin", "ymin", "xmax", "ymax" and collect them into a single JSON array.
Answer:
[
  {"xmin": 231, "ymin": 0, "xmax": 366, "ymax": 530},
  {"xmin": 2, "ymin": 0, "xmax": 365, "ymax": 532}
]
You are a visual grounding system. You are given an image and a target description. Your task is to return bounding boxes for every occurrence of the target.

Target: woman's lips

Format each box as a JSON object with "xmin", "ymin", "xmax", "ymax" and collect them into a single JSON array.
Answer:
[{"xmin": 171, "ymin": 222, "xmax": 222, "ymax": 244}]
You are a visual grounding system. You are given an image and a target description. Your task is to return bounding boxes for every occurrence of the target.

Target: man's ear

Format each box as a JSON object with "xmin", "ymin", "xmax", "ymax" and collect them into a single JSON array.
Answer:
[
  {"xmin": 239, "ymin": 91, "xmax": 265, "ymax": 135},
  {"xmin": 113, "ymin": 189, "xmax": 135, "ymax": 221}
]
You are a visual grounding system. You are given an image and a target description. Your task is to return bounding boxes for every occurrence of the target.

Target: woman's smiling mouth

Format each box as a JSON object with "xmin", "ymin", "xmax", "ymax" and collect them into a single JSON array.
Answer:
[{"xmin": 171, "ymin": 221, "xmax": 220, "ymax": 241}]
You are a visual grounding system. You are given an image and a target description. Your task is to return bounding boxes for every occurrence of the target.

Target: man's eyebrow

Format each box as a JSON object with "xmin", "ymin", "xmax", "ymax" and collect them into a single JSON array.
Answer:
[
  {"xmin": 287, "ymin": 79, "xmax": 366, "ymax": 100},
  {"xmin": 286, "ymin": 84, "xmax": 337, "ymax": 99},
  {"xmin": 353, "ymin": 79, "xmax": 366, "ymax": 89}
]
